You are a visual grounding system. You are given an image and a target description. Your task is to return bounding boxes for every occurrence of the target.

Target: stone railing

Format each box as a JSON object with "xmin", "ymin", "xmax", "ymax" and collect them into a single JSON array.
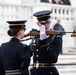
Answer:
[{"xmin": 0, "ymin": 3, "xmax": 76, "ymax": 48}]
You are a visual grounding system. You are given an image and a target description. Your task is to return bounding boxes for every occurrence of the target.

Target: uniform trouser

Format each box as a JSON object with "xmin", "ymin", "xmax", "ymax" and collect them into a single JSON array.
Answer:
[{"xmin": 31, "ymin": 67, "xmax": 59, "ymax": 75}]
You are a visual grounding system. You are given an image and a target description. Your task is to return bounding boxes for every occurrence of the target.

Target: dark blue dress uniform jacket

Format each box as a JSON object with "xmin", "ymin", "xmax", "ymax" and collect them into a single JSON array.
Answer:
[
  {"xmin": 0, "ymin": 47, "xmax": 5, "ymax": 75},
  {"xmin": 30, "ymin": 35, "xmax": 62, "ymax": 75},
  {"xmin": 0, "ymin": 38, "xmax": 32, "ymax": 75}
]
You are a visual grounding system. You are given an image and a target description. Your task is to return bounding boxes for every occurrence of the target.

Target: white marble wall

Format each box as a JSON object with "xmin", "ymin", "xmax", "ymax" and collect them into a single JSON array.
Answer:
[{"xmin": 0, "ymin": 3, "xmax": 76, "ymax": 48}]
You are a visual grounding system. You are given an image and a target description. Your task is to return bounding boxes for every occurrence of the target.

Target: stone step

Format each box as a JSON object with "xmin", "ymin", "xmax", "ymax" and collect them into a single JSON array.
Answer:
[
  {"xmin": 59, "ymin": 72, "xmax": 76, "ymax": 75},
  {"xmin": 56, "ymin": 55, "xmax": 76, "ymax": 75},
  {"xmin": 57, "ymin": 66, "xmax": 76, "ymax": 75},
  {"xmin": 57, "ymin": 55, "xmax": 76, "ymax": 64},
  {"xmin": 63, "ymin": 47, "xmax": 76, "ymax": 54}
]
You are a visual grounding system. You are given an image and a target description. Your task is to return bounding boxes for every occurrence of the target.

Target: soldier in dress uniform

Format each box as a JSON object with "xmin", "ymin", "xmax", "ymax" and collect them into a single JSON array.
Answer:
[
  {"xmin": 0, "ymin": 20, "xmax": 32, "ymax": 75},
  {"xmin": 30, "ymin": 10, "xmax": 62, "ymax": 75}
]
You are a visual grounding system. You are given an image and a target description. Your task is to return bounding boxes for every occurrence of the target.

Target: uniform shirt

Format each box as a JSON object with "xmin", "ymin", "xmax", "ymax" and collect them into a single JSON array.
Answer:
[{"xmin": 0, "ymin": 38, "xmax": 31, "ymax": 75}]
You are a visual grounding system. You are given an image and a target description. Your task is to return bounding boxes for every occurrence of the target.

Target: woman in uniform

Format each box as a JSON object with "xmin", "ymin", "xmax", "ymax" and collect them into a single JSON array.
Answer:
[{"xmin": 0, "ymin": 20, "xmax": 32, "ymax": 75}]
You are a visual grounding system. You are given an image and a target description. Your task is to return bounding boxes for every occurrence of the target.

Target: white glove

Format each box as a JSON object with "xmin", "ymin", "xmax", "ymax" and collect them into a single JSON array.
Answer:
[{"xmin": 40, "ymin": 25, "xmax": 49, "ymax": 40}]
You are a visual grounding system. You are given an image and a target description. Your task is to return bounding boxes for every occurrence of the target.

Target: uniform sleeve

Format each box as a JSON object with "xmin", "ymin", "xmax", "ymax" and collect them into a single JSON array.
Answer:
[
  {"xmin": 48, "ymin": 36, "xmax": 62, "ymax": 63},
  {"xmin": 17, "ymin": 45, "xmax": 31, "ymax": 75},
  {"xmin": 0, "ymin": 59, "xmax": 5, "ymax": 75},
  {"xmin": 0, "ymin": 47, "xmax": 5, "ymax": 75},
  {"xmin": 39, "ymin": 35, "xmax": 62, "ymax": 63},
  {"xmin": 20, "ymin": 45, "xmax": 31, "ymax": 66}
]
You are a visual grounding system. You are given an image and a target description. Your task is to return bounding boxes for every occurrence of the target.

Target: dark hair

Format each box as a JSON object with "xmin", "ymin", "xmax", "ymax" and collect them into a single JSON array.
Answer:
[{"xmin": 7, "ymin": 28, "xmax": 21, "ymax": 36}]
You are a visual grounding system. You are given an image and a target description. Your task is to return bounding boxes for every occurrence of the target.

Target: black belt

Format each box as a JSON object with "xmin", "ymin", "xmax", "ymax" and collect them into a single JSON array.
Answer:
[
  {"xmin": 33, "ymin": 63, "xmax": 55, "ymax": 68},
  {"xmin": 5, "ymin": 69, "xmax": 20, "ymax": 75}
]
